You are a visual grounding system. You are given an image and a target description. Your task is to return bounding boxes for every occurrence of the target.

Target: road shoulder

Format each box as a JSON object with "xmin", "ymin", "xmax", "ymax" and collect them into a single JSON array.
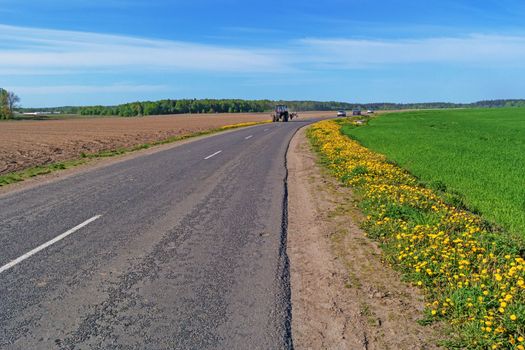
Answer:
[{"xmin": 287, "ymin": 126, "xmax": 441, "ymax": 349}]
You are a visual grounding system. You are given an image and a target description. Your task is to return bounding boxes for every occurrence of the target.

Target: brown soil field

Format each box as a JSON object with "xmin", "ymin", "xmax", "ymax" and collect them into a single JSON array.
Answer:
[{"xmin": 0, "ymin": 111, "xmax": 330, "ymax": 175}]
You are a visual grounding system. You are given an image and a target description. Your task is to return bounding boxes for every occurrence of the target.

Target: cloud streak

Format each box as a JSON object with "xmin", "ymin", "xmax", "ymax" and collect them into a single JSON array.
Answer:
[
  {"xmin": 298, "ymin": 34, "xmax": 525, "ymax": 68},
  {"xmin": 9, "ymin": 84, "xmax": 168, "ymax": 95},
  {"xmin": 0, "ymin": 24, "xmax": 287, "ymax": 74},
  {"xmin": 2, "ymin": 24, "xmax": 525, "ymax": 77}
]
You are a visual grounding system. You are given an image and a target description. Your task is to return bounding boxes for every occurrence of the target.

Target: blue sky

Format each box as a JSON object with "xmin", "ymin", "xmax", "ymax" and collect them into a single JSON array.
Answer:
[{"xmin": 2, "ymin": 0, "xmax": 525, "ymax": 107}]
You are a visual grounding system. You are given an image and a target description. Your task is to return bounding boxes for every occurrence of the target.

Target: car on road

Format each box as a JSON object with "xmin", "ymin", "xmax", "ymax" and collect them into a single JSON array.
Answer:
[
  {"xmin": 337, "ymin": 110, "xmax": 346, "ymax": 117},
  {"xmin": 352, "ymin": 109, "xmax": 361, "ymax": 116}
]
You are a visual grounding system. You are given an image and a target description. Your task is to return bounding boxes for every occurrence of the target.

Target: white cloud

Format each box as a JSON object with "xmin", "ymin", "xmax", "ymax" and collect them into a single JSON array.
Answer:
[
  {"xmin": 9, "ymin": 84, "xmax": 168, "ymax": 95},
  {"xmin": 0, "ymin": 24, "xmax": 287, "ymax": 74},
  {"xmin": 2, "ymin": 23, "xmax": 525, "ymax": 78},
  {"xmin": 298, "ymin": 34, "xmax": 525, "ymax": 68}
]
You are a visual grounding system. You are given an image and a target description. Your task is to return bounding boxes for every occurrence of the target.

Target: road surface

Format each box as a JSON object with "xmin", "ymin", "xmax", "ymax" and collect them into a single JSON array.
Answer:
[{"xmin": 0, "ymin": 119, "xmax": 321, "ymax": 349}]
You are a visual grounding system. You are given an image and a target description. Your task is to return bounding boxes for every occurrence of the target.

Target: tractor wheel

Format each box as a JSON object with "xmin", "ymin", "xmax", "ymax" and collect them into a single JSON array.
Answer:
[{"xmin": 283, "ymin": 112, "xmax": 289, "ymax": 122}]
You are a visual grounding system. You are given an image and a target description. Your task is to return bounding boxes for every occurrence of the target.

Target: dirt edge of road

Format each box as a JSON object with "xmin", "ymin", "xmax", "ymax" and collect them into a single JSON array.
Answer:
[{"xmin": 287, "ymin": 127, "xmax": 443, "ymax": 349}]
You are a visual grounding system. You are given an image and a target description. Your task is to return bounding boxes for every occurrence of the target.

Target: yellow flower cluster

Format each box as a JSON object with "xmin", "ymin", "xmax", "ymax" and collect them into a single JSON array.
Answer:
[
  {"xmin": 308, "ymin": 120, "xmax": 524, "ymax": 349},
  {"xmin": 219, "ymin": 120, "xmax": 270, "ymax": 130}
]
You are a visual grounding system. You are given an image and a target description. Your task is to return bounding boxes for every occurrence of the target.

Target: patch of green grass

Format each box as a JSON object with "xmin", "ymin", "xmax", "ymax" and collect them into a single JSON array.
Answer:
[
  {"xmin": 342, "ymin": 108, "xmax": 525, "ymax": 238},
  {"xmin": 0, "ymin": 159, "xmax": 86, "ymax": 186}
]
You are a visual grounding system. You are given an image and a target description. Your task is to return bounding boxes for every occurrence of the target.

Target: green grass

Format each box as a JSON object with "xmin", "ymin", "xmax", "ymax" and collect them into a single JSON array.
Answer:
[
  {"xmin": 342, "ymin": 107, "xmax": 525, "ymax": 238},
  {"xmin": 0, "ymin": 160, "xmax": 87, "ymax": 186}
]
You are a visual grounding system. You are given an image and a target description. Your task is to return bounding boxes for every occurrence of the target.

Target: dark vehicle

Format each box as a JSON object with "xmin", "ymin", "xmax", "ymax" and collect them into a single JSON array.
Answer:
[
  {"xmin": 337, "ymin": 110, "xmax": 347, "ymax": 117},
  {"xmin": 352, "ymin": 109, "xmax": 361, "ymax": 116},
  {"xmin": 272, "ymin": 105, "xmax": 298, "ymax": 122}
]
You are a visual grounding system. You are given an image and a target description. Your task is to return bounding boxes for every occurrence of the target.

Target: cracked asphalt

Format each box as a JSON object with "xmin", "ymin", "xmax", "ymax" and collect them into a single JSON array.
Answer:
[{"xmin": 0, "ymin": 120, "xmax": 321, "ymax": 349}]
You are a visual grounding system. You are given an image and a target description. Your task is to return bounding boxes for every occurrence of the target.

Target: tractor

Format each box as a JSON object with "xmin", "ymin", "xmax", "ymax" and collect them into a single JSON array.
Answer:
[{"xmin": 272, "ymin": 105, "xmax": 298, "ymax": 122}]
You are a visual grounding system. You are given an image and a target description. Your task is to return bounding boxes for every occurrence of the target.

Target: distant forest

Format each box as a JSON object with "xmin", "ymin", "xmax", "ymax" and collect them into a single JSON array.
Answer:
[{"xmin": 16, "ymin": 98, "xmax": 525, "ymax": 117}]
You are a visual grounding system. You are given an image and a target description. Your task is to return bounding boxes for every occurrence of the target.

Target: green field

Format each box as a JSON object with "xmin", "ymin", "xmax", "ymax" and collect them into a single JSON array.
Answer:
[{"xmin": 343, "ymin": 108, "xmax": 525, "ymax": 238}]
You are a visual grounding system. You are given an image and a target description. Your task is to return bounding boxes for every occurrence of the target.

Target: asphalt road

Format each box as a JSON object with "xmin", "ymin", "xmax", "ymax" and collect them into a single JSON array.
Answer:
[{"xmin": 0, "ymin": 119, "xmax": 321, "ymax": 349}]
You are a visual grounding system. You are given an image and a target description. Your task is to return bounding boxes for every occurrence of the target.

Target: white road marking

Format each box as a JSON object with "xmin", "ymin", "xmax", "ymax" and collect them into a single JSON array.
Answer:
[
  {"xmin": 204, "ymin": 150, "xmax": 222, "ymax": 160},
  {"xmin": 263, "ymin": 128, "xmax": 269, "ymax": 131},
  {"xmin": 0, "ymin": 215, "xmax": 101, "ymax": 274},
  {"xmin": 244, "ymin": 135, "xmax": 253, "ymax": 140}
]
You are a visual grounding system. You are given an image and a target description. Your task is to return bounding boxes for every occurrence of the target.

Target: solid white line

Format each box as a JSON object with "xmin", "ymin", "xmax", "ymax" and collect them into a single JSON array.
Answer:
[
  {"xmin": 244, "ymin": 135, "xmax": 253, "ymax": 140},
  {"xmin": 0, "ymin": 215, "xmax": 101, "ymax": 274},
  {"xmin": 204, "ymin": 150, "xmax": 222, "ymax": 160}
]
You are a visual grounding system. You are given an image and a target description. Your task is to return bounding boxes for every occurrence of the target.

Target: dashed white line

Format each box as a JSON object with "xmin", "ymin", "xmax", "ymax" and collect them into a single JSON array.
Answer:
[
  {"xmin": 0, "ymin": 215, "xmax": 102, "ymax": 274},
  {"xmin": 244, "ymin": 135, "xmax": 253, "ymax": 140},
  {"xmin": 263, "ymin": 128, "xmax": 269, "ymax": 131},
  {"xmin": 204, "ymin": 150, "xmax": 222, "ymax": 160}
]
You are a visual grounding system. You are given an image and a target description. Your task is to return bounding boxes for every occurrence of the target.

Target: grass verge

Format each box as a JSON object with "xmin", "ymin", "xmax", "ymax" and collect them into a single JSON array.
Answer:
[
  {"xmin": 307, "ymin": 119, "xmax": 525, "ymax": 349},
  {"xmin": 0, "ymin": 121, "xmax": 268, "ymax": 187}
]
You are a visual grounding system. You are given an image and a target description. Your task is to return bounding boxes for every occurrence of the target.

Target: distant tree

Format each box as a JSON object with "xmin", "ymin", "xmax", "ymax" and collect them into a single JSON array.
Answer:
[
  {"xmin": 6, "ymin": 91, "xmax": 20, "ymax": 114},
  {"xmin": 0, "ymin": 88, "xmax": 12, "ymax": 119},
  {"xmin": 0, "ymin": 89, "xmax": 20, "ymax": 119}
]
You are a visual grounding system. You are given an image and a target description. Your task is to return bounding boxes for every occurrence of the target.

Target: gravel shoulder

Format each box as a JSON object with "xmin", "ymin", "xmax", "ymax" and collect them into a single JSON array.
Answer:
[{"xmin": 287, "ymin": 126, "xmax": 442, "ymax": 349}]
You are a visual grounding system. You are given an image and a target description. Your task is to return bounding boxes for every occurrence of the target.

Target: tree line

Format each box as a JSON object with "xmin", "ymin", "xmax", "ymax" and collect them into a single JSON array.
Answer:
[
  {"xmin": 14, "ymin": 97, "xmax": 525, "ymax": 117},
  {"xmin": 79, "ymin": 99, "xmax": 270, "ymax": 116},
  {"xmin": 0, "ymin": 88, "xmax": 20, "ymax": 119},
  {"xmin": 76, "ymin": 99, "xmax": 368, "ymax": 117},
  {"xmin": 76, "ymin": 99, "xmax": 525, "ymax": 117}
]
